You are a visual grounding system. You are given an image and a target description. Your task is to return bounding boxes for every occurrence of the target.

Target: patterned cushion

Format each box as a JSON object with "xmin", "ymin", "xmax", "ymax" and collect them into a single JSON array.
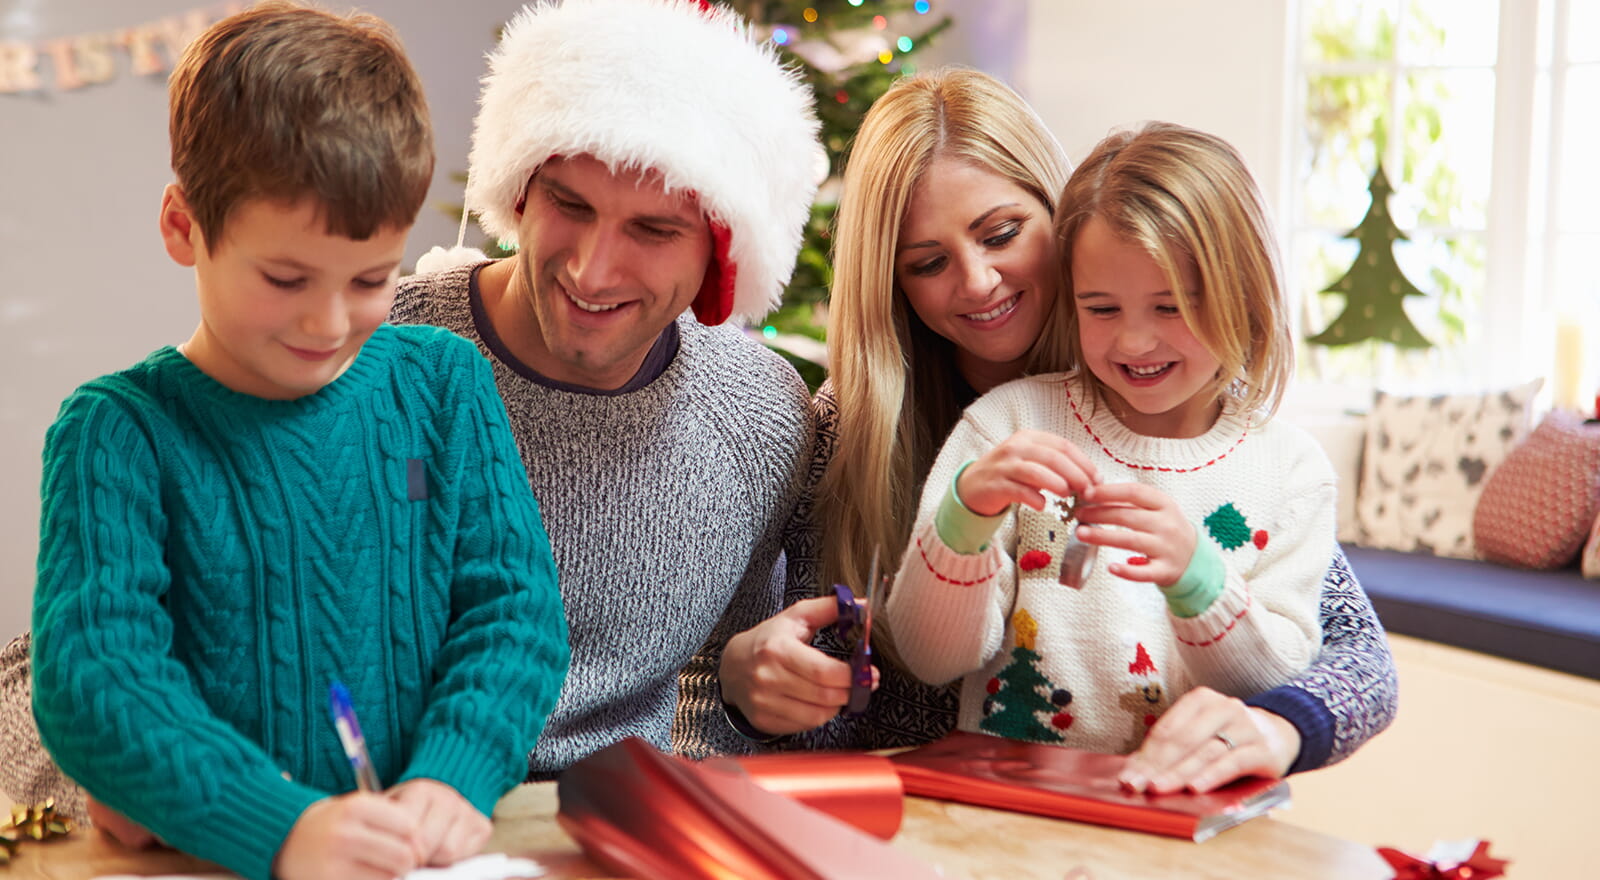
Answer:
[
  {"xmin": 1355, "ymin": 380, "xmax": 1541, "ymax": 558},
  {"xmin": 1584, "ymin": 509, "xmax": 1600, "ymax": 580},
  {"xmin": 1473, "ymin": 410, "xmax": 1600, "ymax": 569}
]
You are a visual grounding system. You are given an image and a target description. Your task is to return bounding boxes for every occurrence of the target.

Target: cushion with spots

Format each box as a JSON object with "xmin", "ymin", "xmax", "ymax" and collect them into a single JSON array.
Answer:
[
  {"xmin": 1472, "ymin": 410, "xmax": 1600, "ymax": 569},
  {"xmin": 1355, "ymin": 379, "xmax": 1541, "ymax": 558}
]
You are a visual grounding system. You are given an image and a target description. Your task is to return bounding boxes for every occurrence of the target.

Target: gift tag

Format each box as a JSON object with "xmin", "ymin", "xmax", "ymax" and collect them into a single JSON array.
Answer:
[{"xmin": 1054, "ymin": 496, "xmax": 1097, "ymax": 589}]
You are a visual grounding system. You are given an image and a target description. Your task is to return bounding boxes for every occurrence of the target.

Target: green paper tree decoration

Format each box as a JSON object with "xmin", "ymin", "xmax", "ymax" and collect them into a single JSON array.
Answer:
[{"xmin": 1306, "ymin": 164, "xmax": 1434, "ymax": 350}]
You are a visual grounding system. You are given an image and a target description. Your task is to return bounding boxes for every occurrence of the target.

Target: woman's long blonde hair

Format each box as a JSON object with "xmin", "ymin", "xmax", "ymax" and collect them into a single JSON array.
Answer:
[
  {"xmin": 818, "ymin": 67, "xmax": 1072, "ymax": 594},
  {"xmin": 1047, "ymin": 122, "xmax": 1293, "ymax": 420}
]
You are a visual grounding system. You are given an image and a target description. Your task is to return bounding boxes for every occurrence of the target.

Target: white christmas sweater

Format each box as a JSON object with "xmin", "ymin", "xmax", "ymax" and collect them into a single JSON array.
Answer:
[{"xmin": 883, "ymin": 371, "xmax": 1336, "ymax": 753}]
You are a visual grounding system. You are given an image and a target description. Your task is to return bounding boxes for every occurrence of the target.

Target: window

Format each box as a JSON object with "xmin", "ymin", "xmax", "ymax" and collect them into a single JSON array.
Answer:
[{"xmin": 1288, "ymin": 0, "xmax": 1597, "ymax": 405}]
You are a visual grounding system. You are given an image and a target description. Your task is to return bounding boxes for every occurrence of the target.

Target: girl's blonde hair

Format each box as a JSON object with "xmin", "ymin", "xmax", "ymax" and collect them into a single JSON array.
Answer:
[
  {"xmin": 1047, "ymin": 122, "xmax": 1293, "ymax": 420},
  {"xmin": 818, "ymin": 67, "xmax": 1072, "ymax": 593}
]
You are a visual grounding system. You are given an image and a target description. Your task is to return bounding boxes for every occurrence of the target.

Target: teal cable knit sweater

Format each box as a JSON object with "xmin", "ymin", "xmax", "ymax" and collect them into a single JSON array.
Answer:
[{"xmin": 31, "ymin": 324, "xmax": 569, "ymax": 880}]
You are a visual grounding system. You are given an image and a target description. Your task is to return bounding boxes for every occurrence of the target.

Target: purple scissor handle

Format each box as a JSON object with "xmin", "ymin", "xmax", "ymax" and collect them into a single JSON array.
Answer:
[{"xmin": 832, "ymin": 547, "xmax": 880, "ymax": 717}]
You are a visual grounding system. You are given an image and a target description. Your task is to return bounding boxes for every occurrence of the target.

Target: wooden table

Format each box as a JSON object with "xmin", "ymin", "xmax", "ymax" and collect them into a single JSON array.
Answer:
[{"xmin": 7, "ymin": 783, "xmax": 1392, "ymax": 880}]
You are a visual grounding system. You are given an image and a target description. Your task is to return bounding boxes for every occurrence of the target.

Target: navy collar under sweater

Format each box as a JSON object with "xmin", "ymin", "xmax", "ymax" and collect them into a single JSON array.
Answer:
[
  {"xmin": 466, "ymin": 273, "xmax": 682, "ymax": 396},
  {"xmin": 390, "ymin": 262, "xmax": 812, "ymax": 774}
]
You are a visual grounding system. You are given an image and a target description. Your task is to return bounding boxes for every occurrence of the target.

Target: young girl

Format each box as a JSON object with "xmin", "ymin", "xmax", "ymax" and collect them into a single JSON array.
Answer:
[{"xmin": 883, "ymin": 122, "xmax": 1336, "ymax": 757}]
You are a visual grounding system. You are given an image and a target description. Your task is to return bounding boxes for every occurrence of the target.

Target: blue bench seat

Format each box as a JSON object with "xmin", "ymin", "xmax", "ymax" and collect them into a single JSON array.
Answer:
[{"xmin": 1342, "ymin": 544, "xmax": 1600, "ymax": 681}]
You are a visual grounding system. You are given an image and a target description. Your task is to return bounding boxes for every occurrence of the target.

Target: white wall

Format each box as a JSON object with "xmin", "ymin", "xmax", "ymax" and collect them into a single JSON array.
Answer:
[
  {"xmin": 1019, "ymin": 0, "xmax": 1291, "ymax": 215},
  {"xmin": 0, "ymin": 0, "xmax": 1293, "ymax": 641},
  {"xmin": 0, "ymin": 0, "xmax": 530, "ymax": 640}
]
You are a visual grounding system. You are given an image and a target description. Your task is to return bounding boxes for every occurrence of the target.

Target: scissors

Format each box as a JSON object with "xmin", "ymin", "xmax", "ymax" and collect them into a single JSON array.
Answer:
[{"xmin": 832, "ymin": 547, "xmax": 879, "ymax": 717}]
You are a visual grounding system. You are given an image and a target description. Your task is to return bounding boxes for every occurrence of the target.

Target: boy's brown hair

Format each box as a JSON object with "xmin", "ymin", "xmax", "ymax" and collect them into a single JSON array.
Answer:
[{"xmin": 168, "ymin": 1, "xmax": 434, "ymax": 250}]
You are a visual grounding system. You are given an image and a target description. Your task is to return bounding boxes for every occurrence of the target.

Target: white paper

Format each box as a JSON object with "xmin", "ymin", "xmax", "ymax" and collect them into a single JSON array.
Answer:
[{"xmin": 93, "ymin": 852, "xmax": 545, "ymax": 880}]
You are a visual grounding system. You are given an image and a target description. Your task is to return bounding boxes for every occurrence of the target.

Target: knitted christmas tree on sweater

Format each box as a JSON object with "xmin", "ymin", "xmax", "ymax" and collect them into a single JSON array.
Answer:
[{"xmin": 980, "ymin": 610, "xmax": 1073, "ymax": 743}]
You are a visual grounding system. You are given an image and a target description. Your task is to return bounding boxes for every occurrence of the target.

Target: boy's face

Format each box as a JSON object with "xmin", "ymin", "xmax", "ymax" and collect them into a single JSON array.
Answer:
[
  {"xmin": 512, "ymin": 154, "xmax": 712, "ymax": 390},
  {"xmin": 160, "ymin": 186, "xmax": 410, "ymax": 399}
]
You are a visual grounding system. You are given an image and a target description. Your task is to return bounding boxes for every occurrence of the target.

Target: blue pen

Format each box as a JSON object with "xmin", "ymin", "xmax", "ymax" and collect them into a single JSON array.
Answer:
[{"xmin": 328, "ymin": 681, "xmax": 382, "ymax": 793}]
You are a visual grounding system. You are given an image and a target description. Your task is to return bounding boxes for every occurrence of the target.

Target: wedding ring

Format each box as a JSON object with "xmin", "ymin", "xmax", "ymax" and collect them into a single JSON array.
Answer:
[{"xmin": 1214, "ymin": 731, "xmax": 1236, "ymax": 751}]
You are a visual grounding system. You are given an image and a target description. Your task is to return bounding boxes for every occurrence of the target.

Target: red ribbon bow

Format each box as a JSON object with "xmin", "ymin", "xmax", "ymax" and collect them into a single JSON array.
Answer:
[{"xmin": 1376, "ymin": 841, "xmax": 1508, "ymax": 880}]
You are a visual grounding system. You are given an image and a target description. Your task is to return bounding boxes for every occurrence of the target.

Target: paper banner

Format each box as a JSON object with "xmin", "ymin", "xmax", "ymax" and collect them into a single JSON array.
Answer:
[{"xmin": 0, "ymin": 3, "xmax": 244, "ymax": 94}]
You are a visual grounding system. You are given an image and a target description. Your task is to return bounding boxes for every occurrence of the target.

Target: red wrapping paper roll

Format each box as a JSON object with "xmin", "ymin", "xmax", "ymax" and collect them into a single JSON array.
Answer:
[{"xmin": 713, "ymin": 752, "xmax": 905, "ymax": 840}]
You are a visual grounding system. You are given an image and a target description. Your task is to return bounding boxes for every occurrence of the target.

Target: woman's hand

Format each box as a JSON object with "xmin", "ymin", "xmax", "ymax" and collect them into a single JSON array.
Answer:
[
  {"xmin": 718, "ymin": 597, "xmax": 876, "ymax": 735},
  {"xmin": 1117, "ymin": 687, "xmax": 1300, "ymax": 794},
  {"xmin": 1075, "ymin": 482, "xmax": 1195, "ymax": 587},
  {"xmin": 955, "ymin": 430, "xmax": 1099, "ymax": 517}
]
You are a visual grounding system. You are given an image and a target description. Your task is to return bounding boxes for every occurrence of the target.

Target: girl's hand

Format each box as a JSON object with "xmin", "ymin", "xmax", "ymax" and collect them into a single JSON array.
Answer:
[
  {"xmin": 1074, "ymin": 482, "xmax": 1195, "ymax": 587},
  {"xmin": 955, "ymin": 430, "xmax": 1099, "ymax": 517},
  {"xmin": 1117, "ymin": 687, "xmax": 1300, "ymax": 794}
]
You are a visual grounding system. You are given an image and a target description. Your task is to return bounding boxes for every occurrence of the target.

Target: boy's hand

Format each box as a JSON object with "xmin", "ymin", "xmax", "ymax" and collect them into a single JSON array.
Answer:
[
  {"xmin": 1074, "ymin": 482, "xmax": 1195, "ymax": 587},
  {"xmin": 956, "ymin": 430, "xmax": 1099, "ymax": 517},
  {"xmin": 274, "ymin": 793, "xmax": 420, "ymax": 880},
  {"xmin": 87, "ymin": 795, "xmax": 158, "ymax": 849},
  {"xmin": 386, "ymin": 779, "xmax": 492, "ymax": 866},
  {"xmin": 719, "ymin": 596, "xmax": 879, "ymax": 735}
]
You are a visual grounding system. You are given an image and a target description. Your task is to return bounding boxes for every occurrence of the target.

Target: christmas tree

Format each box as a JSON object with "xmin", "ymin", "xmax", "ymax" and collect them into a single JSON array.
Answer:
[
  {"xmin": 980, "ymin": 609, "xmax": 1070, "ymax": 743},
  {"xmin": 1306, "ymin": 163, "xmax": 1434, "ymax": 350},
  {"xmin": 734, "ymin": 1, "xmax": 951, "ymax": 389}
]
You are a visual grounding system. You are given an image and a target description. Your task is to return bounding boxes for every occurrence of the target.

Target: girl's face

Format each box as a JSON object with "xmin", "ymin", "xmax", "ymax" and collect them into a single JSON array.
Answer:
[
  {"xmin": 896, "ymin": 158, "xmax": 1057, "ymax": 393},
  {"xmin": 1070, "ymin": 215, "xmax": 1222, "ymax": 439}
]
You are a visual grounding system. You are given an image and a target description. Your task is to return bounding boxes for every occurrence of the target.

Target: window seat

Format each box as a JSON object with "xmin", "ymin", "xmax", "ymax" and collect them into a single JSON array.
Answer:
[{"xmin": 1343, "ymin": 543, "xmax": 1600, "ymax": 680}]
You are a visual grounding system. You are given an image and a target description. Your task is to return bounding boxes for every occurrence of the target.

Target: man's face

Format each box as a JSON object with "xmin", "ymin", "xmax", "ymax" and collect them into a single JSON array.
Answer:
[{"xmin": 512, "ymin": 154, "xmax": 712, "ymax": 390}]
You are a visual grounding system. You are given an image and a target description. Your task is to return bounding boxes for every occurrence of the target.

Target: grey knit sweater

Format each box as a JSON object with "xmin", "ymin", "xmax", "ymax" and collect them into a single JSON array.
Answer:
[{"xmin": 390, "ymin": 264, "xmax": 810, "ymax": 773}]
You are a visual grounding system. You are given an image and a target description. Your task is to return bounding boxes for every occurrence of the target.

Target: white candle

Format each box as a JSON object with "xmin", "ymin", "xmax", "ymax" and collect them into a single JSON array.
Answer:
[{"xmin": 1554, "ymin": 316, "xmax": 1585, "ymax": 411}]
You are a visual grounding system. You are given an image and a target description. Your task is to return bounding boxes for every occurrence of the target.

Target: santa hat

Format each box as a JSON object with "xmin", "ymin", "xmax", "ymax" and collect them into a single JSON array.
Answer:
[{"xmin": 424, "ymin": 0, "xmax": 821, "ymax": 326}]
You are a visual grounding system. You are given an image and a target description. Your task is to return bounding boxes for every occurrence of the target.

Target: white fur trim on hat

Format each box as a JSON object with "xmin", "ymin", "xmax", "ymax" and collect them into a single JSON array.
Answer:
[{"xmin": 466, "ymin": 0, "xmax": 821, "ymax": 325}]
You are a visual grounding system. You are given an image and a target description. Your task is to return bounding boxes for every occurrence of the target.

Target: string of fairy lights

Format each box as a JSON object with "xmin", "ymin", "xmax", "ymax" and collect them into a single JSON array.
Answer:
[
  {"xmin": 751, "ymin": 1, "xmax": 944, "ymax": 348},
  {"xmin": 768, "ymin": 1, "xmax": 935, "ymax": 80}
]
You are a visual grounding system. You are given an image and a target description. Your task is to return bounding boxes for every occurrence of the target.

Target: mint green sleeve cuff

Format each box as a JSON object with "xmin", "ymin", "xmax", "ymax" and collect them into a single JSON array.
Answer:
[
  {"xmin": 1160, "ymin": 534, "xmax": 1225, "ymax": 618},
  {"xmin": 934, "ymin": 461, "xmax": 1007, "ymax": 555}
]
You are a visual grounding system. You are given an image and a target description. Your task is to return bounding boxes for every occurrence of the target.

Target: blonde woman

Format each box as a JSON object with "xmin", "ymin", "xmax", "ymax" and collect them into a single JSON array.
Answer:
[{"xmin": 719, "ymin": 68, "xmax": 1396, "ymax": 794}]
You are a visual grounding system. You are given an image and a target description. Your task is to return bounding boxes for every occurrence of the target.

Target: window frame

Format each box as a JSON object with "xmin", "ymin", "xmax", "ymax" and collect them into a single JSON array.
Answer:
[{"xmin": 1283, "ymin": 0, "xmax": 1585, "ymax": 401}]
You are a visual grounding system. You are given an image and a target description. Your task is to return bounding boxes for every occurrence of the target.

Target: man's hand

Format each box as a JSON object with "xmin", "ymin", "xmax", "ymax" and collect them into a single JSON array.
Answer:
[{"xmin": 719, "ymin": 596, "xmax": 878, "ymax": 735}]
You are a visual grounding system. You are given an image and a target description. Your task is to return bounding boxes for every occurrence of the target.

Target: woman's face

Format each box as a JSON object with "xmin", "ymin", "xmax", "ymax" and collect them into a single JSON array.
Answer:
[{"xmin": 896, "ymin": 157, "xmax": 1057, "ymax": 392}]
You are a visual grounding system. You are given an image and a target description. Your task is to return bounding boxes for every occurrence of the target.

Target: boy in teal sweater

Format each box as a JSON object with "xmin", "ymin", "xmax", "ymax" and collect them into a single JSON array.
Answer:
[{"xmin": 29, "ymin": 5, "xmax": 569, "ymax": 879}]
